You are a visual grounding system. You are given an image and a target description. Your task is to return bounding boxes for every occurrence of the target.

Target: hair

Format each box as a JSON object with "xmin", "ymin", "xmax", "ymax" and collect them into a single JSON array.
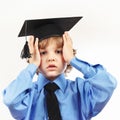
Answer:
[{"xmin": 37, "ymin": 36, "xmax": 76, "ymax": 75}]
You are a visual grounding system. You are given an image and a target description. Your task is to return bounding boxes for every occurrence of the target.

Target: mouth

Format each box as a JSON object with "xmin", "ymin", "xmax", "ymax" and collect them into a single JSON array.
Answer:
[{"xmin": 47, "ymin": 64, "xmax": 57, "ymax": 70}]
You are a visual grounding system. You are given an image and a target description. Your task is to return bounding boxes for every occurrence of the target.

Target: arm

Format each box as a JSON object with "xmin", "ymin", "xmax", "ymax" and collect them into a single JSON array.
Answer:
[
  {"xmin": 3, "ymin": 64, "xmax": 38, "ymax": 119},
  {"xmin": 62, "ymin": 32, "xmax": 117, "ymax": 118},
  {"xmin": 62, "ymin": 31, "xmax": 117, "ymax": 90},
  {"xmin": 3, "ymin": 36, "xmax": 40, "ymax": 107},
  {"xmin": 70, "ymin": 57, "xmax": 117, "ymax": 118},
  {"xmin": 3, "ymin": 36, "xmax": 40, "ymax": 119}
]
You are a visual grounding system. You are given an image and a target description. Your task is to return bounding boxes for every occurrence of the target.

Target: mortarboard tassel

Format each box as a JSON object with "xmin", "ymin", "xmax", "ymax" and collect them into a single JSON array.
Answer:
[{"xmin": 20, "ymin": 41, "xmax": 31, "ymax": 59}]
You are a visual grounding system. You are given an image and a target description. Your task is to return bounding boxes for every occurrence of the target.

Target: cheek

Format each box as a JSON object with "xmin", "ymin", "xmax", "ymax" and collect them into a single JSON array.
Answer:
[
  {"xmin": 40, "ymin": 56, "xmax": 46, "ymax": 63},
  {"xmin": 39, "ymin": 62, "xmax": 45, "ymax": 73},
  {"xmin": 59, "ymin": 57, "xmax": 66, "ymax": 67},
  {"xmin": 39, "ymin": 58, "xmax": 46, "ymax": 69}
]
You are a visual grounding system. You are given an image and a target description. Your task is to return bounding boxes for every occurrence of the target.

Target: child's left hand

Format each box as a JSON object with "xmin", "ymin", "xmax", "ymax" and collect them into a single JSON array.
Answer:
[{"xmin": 62, "ymin": 32, "xmax": 74, "ymax": 64}]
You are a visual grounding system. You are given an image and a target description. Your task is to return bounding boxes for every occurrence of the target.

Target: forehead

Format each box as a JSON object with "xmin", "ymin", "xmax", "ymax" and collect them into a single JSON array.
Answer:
[{"xmin": 39, "ymin": 36, "xmax": 63, "ymax": 48}]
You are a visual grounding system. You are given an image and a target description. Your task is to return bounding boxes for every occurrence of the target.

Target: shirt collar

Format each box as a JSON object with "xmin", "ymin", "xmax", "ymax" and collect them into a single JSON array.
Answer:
[{"xmin": 37, "ymin": 73, "xmax": 67, "ymax": 93}]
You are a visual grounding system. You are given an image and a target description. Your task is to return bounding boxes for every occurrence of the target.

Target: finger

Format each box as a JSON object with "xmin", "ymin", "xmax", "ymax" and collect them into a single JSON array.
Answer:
[
  {"xmin": 63, "ymin": 32, "xmax": 73, "ymax": 46},
  {"xmin": 63, "ymin": 32, "xmax": 67, "ymax": 44},
  {"xmin": 64, "ymin": 32, "xmax": 73, "ymax": 44},
  {"xmin": 28, "ymin": 36, "xmax": 34, "ymax": 53},
  {"xmin": 35, "ymin": 38, "xmax": 39, "ymax": 52}
]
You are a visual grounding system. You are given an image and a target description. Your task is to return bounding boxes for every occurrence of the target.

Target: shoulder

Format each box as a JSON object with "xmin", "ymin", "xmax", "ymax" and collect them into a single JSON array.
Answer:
[{"xmin": 65, "ymin": 77, "xmax": 85, "ymax": 92}]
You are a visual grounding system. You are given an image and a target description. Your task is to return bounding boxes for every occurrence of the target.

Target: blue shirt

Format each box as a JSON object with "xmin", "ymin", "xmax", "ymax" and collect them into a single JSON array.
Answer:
[{"xmin": 3, "ymin": 57, "xmax": 117, "ymax": 120}]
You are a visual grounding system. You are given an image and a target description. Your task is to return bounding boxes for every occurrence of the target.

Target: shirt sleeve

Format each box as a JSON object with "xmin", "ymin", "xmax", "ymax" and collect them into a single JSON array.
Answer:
[
  {"xmin": 70, "ymin": 57, "xmax": 100, "ymax": 79},
  {"xmin": 3, "ymin": 64, "xmax": 38, "ymax": 119},
  {"xmin": 70, "ymin": 57, "xmax": 117, "ymax": 119}
]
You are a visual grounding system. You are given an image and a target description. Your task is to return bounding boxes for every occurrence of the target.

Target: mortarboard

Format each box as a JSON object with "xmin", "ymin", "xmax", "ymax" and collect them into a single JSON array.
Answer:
[{"xmin": 18, "ymin": 16, "xmax": 83, "ymax": 59}]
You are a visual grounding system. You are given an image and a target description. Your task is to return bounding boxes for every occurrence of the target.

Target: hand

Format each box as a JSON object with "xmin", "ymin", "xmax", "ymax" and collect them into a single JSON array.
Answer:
[
  {"xmin": 27, "ymin": 36, "xmax": 41, "ymax": 67},
  {"xmin": 62, "ymin": 32, "xmax": 74, "ymax": 64}
]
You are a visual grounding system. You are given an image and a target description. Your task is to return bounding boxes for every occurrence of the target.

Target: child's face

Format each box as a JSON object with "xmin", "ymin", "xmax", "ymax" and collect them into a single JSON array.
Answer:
[{"xmin": 39, "ymin": 37, "xmax": 67, "ymax": 80}]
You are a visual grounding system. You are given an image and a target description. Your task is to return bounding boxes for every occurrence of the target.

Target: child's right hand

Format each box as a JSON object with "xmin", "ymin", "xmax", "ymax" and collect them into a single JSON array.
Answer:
[{"xmin": 27, "ymin": 36, "xmax": 41, "ymax": 67}]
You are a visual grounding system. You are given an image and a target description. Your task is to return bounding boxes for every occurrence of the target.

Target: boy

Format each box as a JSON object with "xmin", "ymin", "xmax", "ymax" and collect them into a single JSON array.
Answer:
[{"xmin": 3, "ymin": 17, "xmax": 117, "ymax": 120}]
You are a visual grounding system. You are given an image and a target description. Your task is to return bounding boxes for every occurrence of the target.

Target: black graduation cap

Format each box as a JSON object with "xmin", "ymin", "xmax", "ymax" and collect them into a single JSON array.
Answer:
[{"xmin": 18, "ymin": 16, "xmax": 83, "ymax": 59}]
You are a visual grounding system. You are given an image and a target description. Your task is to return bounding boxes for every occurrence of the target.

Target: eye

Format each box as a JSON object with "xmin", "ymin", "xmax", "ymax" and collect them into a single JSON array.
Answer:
[
  {"xmin": 56, "ymin": 49, "xmax": 62, "ymax": 54},
  {"xmin": 40, "ymin": 51, "xmax": 47, "ymax": 55}
]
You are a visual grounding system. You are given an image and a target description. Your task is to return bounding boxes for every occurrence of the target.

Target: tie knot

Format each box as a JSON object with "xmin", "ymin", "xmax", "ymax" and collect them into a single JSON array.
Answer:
[{"xmin": 45, "ymin": 83, "xmax": 59, "ymax": 93}]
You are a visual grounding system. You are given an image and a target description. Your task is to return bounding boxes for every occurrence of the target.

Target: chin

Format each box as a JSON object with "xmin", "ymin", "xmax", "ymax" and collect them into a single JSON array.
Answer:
[{"xmin": 46, "ymin": 73, "xmax": 60, "ymax": 80}]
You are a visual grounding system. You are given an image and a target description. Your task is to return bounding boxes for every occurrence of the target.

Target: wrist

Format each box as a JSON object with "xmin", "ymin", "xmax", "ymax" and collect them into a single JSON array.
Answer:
[{"xmin": 32, "ymin": 61, "xmax": 40, "ymax": 67}]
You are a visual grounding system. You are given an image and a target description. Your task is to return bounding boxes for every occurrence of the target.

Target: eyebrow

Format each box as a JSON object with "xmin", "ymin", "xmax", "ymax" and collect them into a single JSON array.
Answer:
[{"xmin": 39, "ymin": 46, "xmax": 63, "ymax": 51}]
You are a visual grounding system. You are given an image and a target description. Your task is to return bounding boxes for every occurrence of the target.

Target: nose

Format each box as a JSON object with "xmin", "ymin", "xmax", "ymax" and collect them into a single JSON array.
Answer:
[
  {"xmin": 47, "ymin": 53, "xmax": 56, "ymax": 62},
  {"xmin": 48, "ymin": 58, "xmax": 55, "ymax": 62}
]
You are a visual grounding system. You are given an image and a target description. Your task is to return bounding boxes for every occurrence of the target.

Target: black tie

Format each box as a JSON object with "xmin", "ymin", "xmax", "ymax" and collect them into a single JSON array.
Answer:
[{"xmin": 44, "ymin": 83, "xmax": 62, "ymax": 120}]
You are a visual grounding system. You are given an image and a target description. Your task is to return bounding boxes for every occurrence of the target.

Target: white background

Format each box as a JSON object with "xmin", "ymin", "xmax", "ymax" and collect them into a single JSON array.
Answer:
[{"xmin": 0, "ymin": 0, "xmax": 120, "ymax": 119}]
